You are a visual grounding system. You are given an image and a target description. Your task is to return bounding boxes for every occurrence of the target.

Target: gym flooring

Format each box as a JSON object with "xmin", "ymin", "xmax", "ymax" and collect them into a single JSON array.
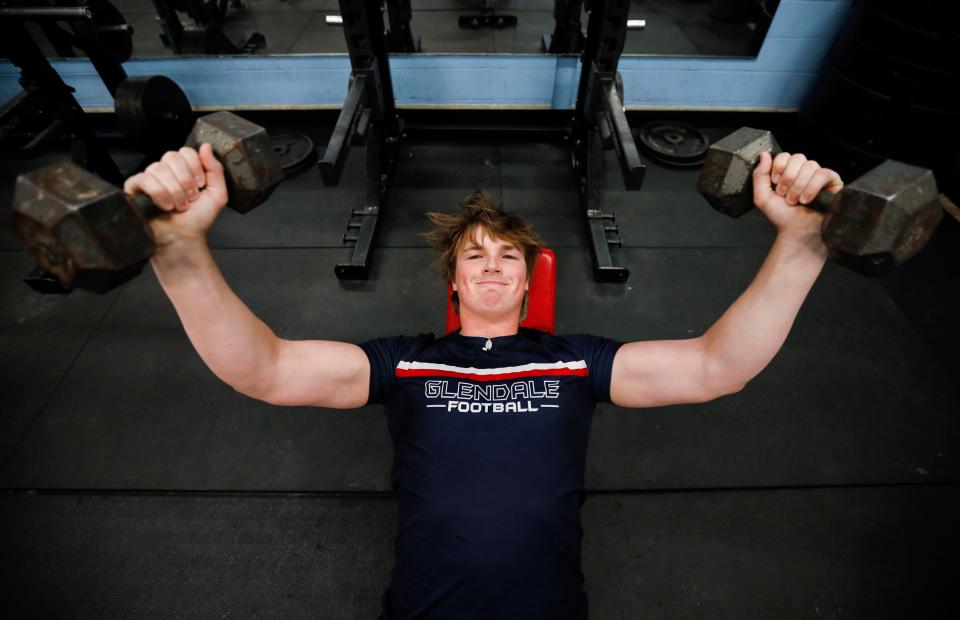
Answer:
[{"xmin": 1, "ymin": 107, "xmax": 958, "ymax": 616}]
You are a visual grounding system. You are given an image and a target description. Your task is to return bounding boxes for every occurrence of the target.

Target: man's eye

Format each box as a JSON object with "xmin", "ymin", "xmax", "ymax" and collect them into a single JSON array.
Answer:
[{"xmin": 468, "ymin": 255, "xmax": 481, "ymax": 259}]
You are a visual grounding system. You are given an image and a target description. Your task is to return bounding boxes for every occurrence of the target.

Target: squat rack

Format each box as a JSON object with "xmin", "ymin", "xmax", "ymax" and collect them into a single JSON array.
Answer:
[{"xmin": 322, "ymin": 0, "xmax": 644, "ymax": 283}]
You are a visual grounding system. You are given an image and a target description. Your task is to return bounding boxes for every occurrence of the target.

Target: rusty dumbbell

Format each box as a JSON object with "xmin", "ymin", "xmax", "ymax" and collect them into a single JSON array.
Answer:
[
  {"xmin": 10, "ymin": 111, "xmax": 285, "ymax": 293},
  {"xmin": 696, "ymin": 127, "xmax": 943, "ymax": 275}
]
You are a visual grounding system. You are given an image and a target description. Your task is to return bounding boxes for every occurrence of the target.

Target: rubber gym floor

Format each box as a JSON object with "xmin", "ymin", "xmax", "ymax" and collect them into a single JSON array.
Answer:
[{"xmin": 1, "ymin": 106, "xmax": 958, "ymax": 617}]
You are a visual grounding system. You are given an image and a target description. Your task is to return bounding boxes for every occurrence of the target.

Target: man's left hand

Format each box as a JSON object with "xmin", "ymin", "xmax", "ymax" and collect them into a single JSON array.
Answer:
[{"xmin": 753, "ymin": 151, "xmax": 844, "ymax": 240}]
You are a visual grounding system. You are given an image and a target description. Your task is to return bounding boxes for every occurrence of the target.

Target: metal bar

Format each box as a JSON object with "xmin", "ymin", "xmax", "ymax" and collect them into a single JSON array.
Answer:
[
  {"xmin": 366, "ymin": 0, "xmax": 400, "ymax": 137},
  {"xmin": 336, "ymin": 0, "xmax": 399, "ymax": 135},
  {"xmin": 568, "ymin": 1, "xmax": 632, "ymax": 282},
  {"xmin": 385, "ymin": 0, "xmax": 416, "ymax": 53},
  {"xmin": 336, "ymin": 123, "xmax": 381, "ymax": 279},
  {"xmin": 336, "ymin": 210, "xmax": 378, "ymax": 279},
  {"xmin": 573, "ymin": 0, "xmax": 603, "ymax": 123},
  {"xmin": 334, "ymin": 102, "xmax": 401, "ymax": 280},
  {"xmin": 575, "ymin": 0, "xmax": 629, "ymax": 126},
  {"xmin": 572, "ymin": 128, "xmax": 628, "ymax": 282},
  {"xmin": 79, "ymin": 33, "xmax": 129, "ymax": 98},
  {"xmin": 331, "ymin": 0, "xmax": 402, "ymax": 280},
  {"xmin": 150, "ymin": 0, "xmax": 186, "ymax": 54},
  {"xmin": 602, "ymin": 77, "xmax": 645, "ymax": 190},
  {"xmin": 38, "ymin": 21, "xmax": 80, "ymax": 57},
  {"xmin": 585, "ymin": 131, "xmax": 628, "ymax": 282},
  {"xmin": 0, "ymin": 6, "xmax": 93, "ymax": 20},
  {"xmin": 593, "ymin": 0, "xmax": 629, "ymax": 73},
  {"xmin": 318, "ymin": 73, "xmax": 367, "ymax": 187},
  {"xmin": 546, "ymin": 0, "xmax": 585, "ymax": 54}
]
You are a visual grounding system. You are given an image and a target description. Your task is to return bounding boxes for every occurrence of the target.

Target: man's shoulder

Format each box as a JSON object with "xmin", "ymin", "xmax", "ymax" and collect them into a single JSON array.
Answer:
[
  {"xmin": 524, "ymin": 329, "xmax": 605, "ymax": 343},
  {"xmin": 359, "ymin": 332, "xmax": 437, "ymax": 357}
]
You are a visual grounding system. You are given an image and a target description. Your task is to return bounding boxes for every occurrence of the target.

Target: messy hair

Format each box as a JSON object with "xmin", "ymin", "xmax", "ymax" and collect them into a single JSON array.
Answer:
[{"xmin": 421, "ymin": 189, "xmax": 543, "ymax": 319}]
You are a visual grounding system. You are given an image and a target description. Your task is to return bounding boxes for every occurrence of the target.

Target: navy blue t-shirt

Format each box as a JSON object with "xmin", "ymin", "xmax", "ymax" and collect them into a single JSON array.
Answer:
[{"xmin": 359, "ymin": 327, "xmax": 623, "ymax": 620}]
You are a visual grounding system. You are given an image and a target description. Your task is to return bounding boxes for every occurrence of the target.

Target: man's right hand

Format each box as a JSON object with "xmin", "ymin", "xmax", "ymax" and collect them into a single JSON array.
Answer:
[{"xmin": 123, "ymin": 143, "xmax": 229, "ymax": 248}]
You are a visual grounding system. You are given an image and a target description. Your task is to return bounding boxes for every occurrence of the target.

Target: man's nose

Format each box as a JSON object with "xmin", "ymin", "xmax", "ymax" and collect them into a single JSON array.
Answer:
[{"xmin": 483, "ymin": 257, "xmax": 501, "ymax": 272}]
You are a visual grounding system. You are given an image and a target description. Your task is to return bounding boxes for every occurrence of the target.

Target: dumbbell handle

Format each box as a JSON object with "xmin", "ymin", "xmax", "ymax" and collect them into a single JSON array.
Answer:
[
  {"xmin": 801, "ymin": 187, "xmax": 840, "ymax": 215},
  {"xmin": 129, "ymin": 192, "xmax": 167, "ymax": 222},
  {"xmin": 765, "ymin": 145, "xmax": 843, "ymax": 215},
  {"xmin": 128, "ymin": 191, "xmax": 189, "ymax": 223}
]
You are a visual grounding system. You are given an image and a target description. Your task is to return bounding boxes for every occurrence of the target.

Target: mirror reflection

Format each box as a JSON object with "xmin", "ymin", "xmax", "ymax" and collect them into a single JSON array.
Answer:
[{"xmin": 13, "ymin": 0, "xmax": 779, "ymax": 60}]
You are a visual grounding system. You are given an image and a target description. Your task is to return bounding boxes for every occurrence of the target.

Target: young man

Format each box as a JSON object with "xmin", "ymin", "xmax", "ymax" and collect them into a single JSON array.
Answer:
[{"xmin": 125, "ymin": 143, "xmax": 842, "ymax": 619}]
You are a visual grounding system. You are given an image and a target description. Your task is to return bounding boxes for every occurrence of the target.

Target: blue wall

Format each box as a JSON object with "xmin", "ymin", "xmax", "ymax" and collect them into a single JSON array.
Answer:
[{"xmin": 0, "ymin": 1, "xmax": 851, "ymax": 112}]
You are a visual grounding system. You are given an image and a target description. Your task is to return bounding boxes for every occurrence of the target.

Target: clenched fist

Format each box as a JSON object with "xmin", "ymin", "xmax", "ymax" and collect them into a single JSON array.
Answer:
[
  {"xmin": 123, "ymin": 143, "xmax": 228, "ymax": 247},
  {"xmin": 753, "ymin": 151, "xmax": 844, "ymax": 240}
]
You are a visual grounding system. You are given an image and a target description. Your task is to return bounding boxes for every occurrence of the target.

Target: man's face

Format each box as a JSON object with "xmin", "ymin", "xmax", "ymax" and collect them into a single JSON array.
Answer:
[{"xmin": 452, "ymin": 228, "xmax": 529, "ymax": 322}]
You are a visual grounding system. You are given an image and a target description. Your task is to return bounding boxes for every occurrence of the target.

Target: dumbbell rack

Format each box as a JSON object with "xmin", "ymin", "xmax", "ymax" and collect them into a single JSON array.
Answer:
[{"xmin": 324, "ymin": 0, "xmax": 645, "ymax": 283}]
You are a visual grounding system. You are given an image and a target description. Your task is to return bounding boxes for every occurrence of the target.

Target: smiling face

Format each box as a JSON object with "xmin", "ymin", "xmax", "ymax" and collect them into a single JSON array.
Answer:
[{"xmin": 451, "ymin": 226, "xmax": 530, "ymax": 323}]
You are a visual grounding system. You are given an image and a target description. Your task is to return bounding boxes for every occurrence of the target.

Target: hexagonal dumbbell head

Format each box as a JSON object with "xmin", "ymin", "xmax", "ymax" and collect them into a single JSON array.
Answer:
[
  {"xmin": 186, "ymin": 111, "xmax": 284, "ymax": 214},
  {"xmin": 697, "ymin": 127, "xmax": 781, "ymax": 217},
  {"xmin": 823, "ymin": 160, "xmax": 943, "ymax": 275},
  {"xmin": 10, "ymin": 161, "xmax": 155, "ymax": 293}
]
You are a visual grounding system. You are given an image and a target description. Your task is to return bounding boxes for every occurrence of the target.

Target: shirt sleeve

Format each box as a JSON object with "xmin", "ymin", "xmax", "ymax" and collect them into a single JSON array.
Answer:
[
  {"xmin": 559, "ymin": 334, "xmax": 624, "ymax": 404},
  {"xmin": 358, "ymin": 334, "xmax": 435, "ymax": 405}
]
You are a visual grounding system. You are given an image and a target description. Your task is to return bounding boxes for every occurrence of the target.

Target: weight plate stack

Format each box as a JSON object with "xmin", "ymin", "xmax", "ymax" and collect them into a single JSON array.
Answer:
[
  {"xmin": 270, "ymin": 132, "xmax": 317, "ymax": 177},
  {"xmin": 799, "ymin": 0, "xmax": 960, "ymax": 184},
  {"xmin": 637, "ymin": 121, "xmax": 709, "ymax": 167},
  {"xmin": 114, "ymin": 76, "xmax": 194, "ymax": 156}
]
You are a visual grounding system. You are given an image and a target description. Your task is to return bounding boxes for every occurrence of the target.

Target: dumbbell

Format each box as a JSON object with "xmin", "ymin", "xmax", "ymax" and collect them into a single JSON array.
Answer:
[
  {"xmin": 10, "ymin": 111, "xmax": 285, "ymax": 293},
  {"xmin": 696, "ymin": 127, "xmax": 943, "ymax": 275}
]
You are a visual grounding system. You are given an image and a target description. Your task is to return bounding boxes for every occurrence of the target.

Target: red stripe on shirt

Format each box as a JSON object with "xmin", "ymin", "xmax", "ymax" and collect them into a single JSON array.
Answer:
[{"xmin": 395, "ymin": 367, "xmax": 589, "ymax": 381}]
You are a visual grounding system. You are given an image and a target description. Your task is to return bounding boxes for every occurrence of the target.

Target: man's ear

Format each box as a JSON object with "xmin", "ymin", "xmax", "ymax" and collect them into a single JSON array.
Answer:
[{"xmin": 452, "ymin": 281, "xmax": 458, "ymax": 292}]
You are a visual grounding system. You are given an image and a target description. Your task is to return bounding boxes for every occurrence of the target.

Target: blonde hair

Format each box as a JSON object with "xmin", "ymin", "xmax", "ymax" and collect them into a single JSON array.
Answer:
[{"xmin": 421, "ymin": 189, "xmax": 543, "ymax": 319}]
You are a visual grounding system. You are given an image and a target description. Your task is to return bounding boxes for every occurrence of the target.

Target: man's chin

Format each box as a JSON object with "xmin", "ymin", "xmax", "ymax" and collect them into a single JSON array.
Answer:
[{"xmin": 463, "ymin": 299, "xmax": 523, "ymax": 319}]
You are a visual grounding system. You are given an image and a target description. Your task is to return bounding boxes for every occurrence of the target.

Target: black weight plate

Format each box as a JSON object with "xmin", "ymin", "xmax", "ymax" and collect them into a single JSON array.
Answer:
[
  {"xmin": 637, "ymin": 121, "xmax": 709, "ymax": 167},
  {"xmin": 830, "ymin": 30, "xmax": 960, "ymax": 113},
  {"xmin": 842, "ymin": 2, "xmax": 959, "ymax": 75},
  {"xmin": 71, "ymin": 0, "xmax": 133, "ymax": 64},
  {"xmin": 114, "ymin": 76, "xmax": 193, "ymax": 156},
  {"xmin": 802, "ymin": 60, "xmax": 957, "ymax": 169},
  {"xmin": 270, "ymin": 132, "xmax": 317, "ymax": 176},
  {"xmin": 865, "ymin": 0, "xmax": 960, "ymax": 37}
]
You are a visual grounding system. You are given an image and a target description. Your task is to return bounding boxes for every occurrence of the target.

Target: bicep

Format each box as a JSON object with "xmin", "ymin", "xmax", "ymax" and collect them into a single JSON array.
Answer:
[
  {"xmin": 609, "ymin": 337, "xmax": 739, "ymax": 408},
  {"xmin": 261, "ymin": 339, "xmax": 370, "ymax": 409}
]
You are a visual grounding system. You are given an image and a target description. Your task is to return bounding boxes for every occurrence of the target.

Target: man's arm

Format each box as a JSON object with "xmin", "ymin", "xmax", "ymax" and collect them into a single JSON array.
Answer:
[
  {"xmin": 129, "ymin": 146, "xmax": 369, "ymax": 409},
  {"xmin": 611, "ymin": 150, "xmax": 842, "ymax": 408},
  {"xmin": 152, "ymin": 239, "xmax": 370, "ymax": 408}
]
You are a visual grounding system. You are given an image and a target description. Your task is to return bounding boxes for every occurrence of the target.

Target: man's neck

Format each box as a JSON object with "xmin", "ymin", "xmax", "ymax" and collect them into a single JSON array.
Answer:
[{"xmin": 458, "ymin": 313, "xmax": 521, "ymax": 338}]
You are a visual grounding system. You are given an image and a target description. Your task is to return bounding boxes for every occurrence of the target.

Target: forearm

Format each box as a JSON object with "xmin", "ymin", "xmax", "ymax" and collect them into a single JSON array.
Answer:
[
  {"xmin": 151, "ymin": 239, "xmax": 278, "ymax": 396},
  {"xmin": 702, "ymin": 233, "xmax": 829, "ymax": 390}
]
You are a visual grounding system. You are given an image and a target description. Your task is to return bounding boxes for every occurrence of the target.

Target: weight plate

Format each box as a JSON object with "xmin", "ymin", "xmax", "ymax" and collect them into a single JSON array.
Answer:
[
  {"xmin": 830, "ymin": 31, "xmax": 959, "ymax": 112},
  {"xmin": 71, "ymin": 0, "xmax": 133, "ymax": 64},
  {"xmin": 271, "ymin": 132, "xmax": 317, "ymax": 176},
  {"xmin": 114, "ymin": 76, "xmax": 193, "ymax": 156},
  {"xmin": 842, "ymin": 2, "xmax": 958, "ymax": 75},
  {"xmin": 637, "ymin": 121, "xmax": 709, "ymax": 167}
]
